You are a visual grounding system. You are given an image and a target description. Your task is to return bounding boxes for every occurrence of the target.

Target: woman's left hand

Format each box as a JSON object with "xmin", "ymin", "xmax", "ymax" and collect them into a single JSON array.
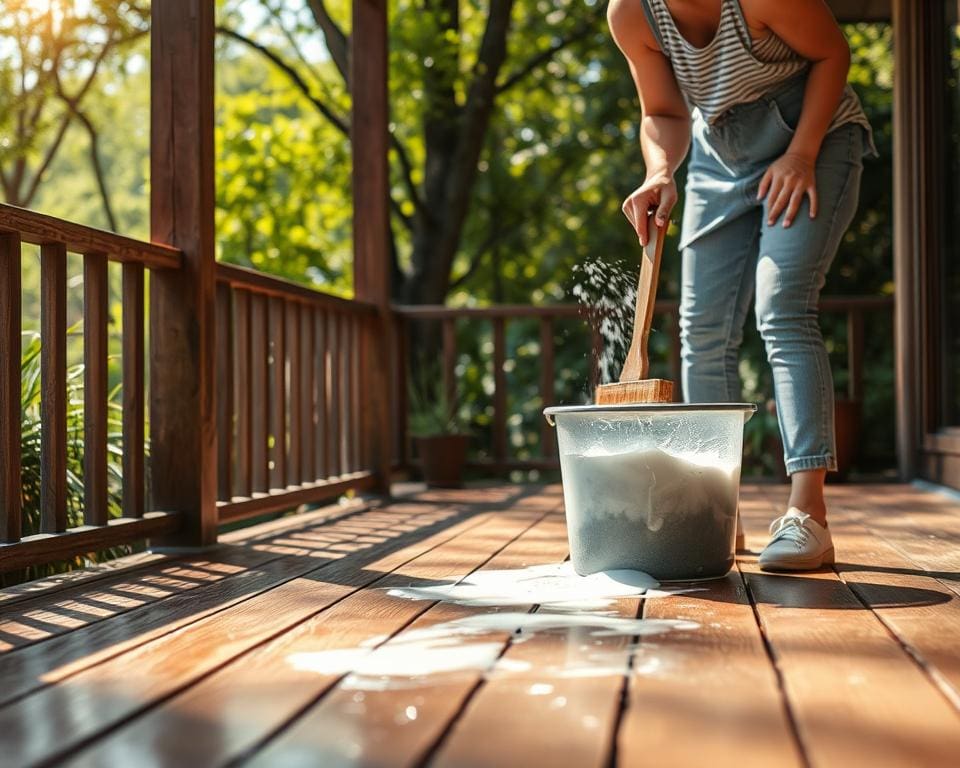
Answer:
[{"xmin": 757, "ymin": 152, "xmax": 819, "ymax": 228}]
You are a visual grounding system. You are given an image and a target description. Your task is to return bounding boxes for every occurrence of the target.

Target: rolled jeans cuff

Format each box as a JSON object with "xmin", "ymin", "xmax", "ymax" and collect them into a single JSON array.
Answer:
[{"xmin": 785, "ymin": 454, "xmax": 838, "ymax": 475}]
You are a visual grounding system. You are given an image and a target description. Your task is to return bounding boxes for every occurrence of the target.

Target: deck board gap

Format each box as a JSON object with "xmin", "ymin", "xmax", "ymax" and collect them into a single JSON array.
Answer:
[{"xmin": 737, "ymin": 562, "xmax": 813, "ymax": 768}]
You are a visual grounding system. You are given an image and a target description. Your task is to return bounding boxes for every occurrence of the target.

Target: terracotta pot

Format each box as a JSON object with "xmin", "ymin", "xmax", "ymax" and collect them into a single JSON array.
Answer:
[{"xmin": 415, "ymin": 434, "xmax": 469, "ymax": 488}]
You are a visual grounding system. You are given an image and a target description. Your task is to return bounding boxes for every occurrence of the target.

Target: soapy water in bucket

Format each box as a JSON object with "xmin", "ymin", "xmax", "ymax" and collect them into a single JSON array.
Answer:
[{"xmin": 562, "ymin": 446, "xmax": 739, "ymax": 580}]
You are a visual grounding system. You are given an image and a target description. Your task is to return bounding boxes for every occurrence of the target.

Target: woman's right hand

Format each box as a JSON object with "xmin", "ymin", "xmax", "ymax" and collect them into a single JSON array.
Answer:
[{"xmin": 621, "ymin": 172, "xmax": 678, "ymax": 246}]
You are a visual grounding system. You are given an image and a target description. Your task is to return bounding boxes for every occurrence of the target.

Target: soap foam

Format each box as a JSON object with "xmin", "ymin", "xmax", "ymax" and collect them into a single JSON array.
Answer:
[
  {"xmin": 561, "ymin": 447, "xmax": 739, "ymax": 579},
  {"xmin": 385, "ymin": 561, "xmax": 675, "ymax": 608},
  {"xmin": 287, "ymin": 612, "xmax": 698, "ymax": 690}
]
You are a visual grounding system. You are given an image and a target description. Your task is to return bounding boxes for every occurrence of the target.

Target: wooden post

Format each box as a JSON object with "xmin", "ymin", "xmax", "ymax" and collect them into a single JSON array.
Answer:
[
  {"xmin": 352, "ymin": 0, "xmax": 392, "ymax": 495},
  {"xmin": 892, "ymin": 0, "xmax": 942, "ymax": 481},
  {"xmin": 149, "ymin": 0, "xmax": 217, "ymax": 547}
]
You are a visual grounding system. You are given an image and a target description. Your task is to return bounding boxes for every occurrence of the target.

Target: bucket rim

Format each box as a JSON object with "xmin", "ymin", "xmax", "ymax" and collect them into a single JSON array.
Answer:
[{"xmin": 543, "ymin": 402, "xmax": 758, "ymax": 425}]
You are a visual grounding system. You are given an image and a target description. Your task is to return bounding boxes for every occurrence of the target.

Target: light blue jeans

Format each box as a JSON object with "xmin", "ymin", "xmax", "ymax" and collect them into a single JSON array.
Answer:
[{"xmin": 679, "ymin": 74, "xmax": 868, "ymax": 474}]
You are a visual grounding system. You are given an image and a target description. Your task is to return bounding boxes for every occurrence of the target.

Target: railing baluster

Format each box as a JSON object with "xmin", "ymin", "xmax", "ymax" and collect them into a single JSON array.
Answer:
[
  {"xmin": 493, "ymin": 317, "xmax": 507, "ymax": 472},
  {"xmin": 286, "ymin": 301, "xmax": 302, "ymax": 487},
  {"xmin": 215, "ymin": 283, "xmax": 233, "ymax": 501},
  {"xmin": 539, "ymin": 316, "xmax": 556, "ymax": 458},
  {"xmin": 396, "ymin": 316, "xmax": 409, "ymax": 470},
  {"xmin": 314, "ymin": 310, "xmax": 327, "ymax": 480},
  {"xmin": 847, "ymin": 308, "xmax": 865, "ymax": 402},
  {"xmin": 40, "ymin": 243, "xmax": 67, "ymax": 533},
  {"xmin": 340, "ymin": 311, "xmax": 351, "ymax": 473},
  {"xmin": 250, "ymin": 293, "xmax": 269, "ymax": 493},
  {"xmin": 122, "ymin": 263, "xmax": 144, "ymax": 518},
  {"xmin": 0, "ymin": 233, "xmax": 21, "ymax": 543},
  {"xmin": 328, "ymin": 312, "xmax": 342, "ymax": 478},
  {"xmin": 268, "ymin": 296, "xmax": 286, "ymax": 490},
  {"xmin": 352, "ymin": 318, "xmax": 362, "ymax": 473},
  {"xmin": 233, "ymin": 290, "xmax": 252, "ymax": 498},
  {"xmin": 83, "ymin": 253, "xmax": 109, "ymax": 526},
  {"xmin": 300, "ymin": 304, "xmax": 315, "ymax": 483},
  {"xmin": 442, "ymin": 317, "xmax": 456, "ymax": 412}
]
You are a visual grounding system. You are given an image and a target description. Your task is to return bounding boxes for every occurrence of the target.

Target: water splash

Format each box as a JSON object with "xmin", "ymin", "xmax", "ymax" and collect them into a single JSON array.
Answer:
[{"xmin": 570, "ymin": 257, "xmax": 643, "ymax": 391}]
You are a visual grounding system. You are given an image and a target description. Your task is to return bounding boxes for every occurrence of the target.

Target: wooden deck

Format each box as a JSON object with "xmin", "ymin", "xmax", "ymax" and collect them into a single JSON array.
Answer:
[{"xmin": 1, "ymin": 482, "xmax": 959, "ymax": 767}]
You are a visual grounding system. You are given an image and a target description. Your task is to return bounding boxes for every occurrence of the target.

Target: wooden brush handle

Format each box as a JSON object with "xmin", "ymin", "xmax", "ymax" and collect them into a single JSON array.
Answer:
[{"xmin": 620, "ymin": 214, "xmax": 665, "ymax": 382}]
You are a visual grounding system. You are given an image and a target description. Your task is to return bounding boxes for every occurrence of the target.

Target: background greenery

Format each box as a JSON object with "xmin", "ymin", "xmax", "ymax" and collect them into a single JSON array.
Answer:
[{"xmin": 3, "ymin": 1, "xmax": 897, "ymax": 506}]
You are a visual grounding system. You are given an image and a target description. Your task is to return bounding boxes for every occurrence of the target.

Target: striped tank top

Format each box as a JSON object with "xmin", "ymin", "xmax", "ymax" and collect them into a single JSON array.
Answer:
[{"xmin": 640, "ymin": 0, "xmax": 873, "ymax": 141}]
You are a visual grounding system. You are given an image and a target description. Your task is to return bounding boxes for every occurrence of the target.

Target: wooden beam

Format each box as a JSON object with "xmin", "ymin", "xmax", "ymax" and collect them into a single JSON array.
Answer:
[
  {"xmin": 892, "ymin": 0, "xmax": 942, "ymax": 482},
  {"xmin": 149, "ymin": 0, "xmax": 217, "ymax": 547},
  {"xmin": 352, "ymin": 0, "xmax": 392, "ymax": 495}
]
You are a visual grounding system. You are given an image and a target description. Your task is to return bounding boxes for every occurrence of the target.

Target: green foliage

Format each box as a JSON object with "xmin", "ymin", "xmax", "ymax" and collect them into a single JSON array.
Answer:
[
  {"xmin": 408, "ymin": 362, "xmax": 468, "ymax": 437},
  {"xmin": 0, "ymin": 0, "xmax": 150, "ymax": 223}
]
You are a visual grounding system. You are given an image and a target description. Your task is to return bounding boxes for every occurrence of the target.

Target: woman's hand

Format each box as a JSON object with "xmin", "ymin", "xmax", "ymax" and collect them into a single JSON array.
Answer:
[
  {"xmin": 622, "ymin": 172, "xmax": 678, "ymax": 246},
  {"xmin": 758, "ymin": 152, "xmax": 819, "ymax": 228}
]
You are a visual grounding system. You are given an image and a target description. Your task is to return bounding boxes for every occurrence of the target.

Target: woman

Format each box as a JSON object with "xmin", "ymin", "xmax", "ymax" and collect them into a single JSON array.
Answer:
[{"xmin": 607, "ymin": 0, "xmax": 875, "ymax": 571}]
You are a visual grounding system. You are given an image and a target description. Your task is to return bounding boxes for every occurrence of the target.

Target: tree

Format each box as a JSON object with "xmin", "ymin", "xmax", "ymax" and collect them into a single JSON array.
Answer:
[
  {"xmin": 0, "ymin": 0, "xmax": 148, "ymax": 229},
  {"xmin": 217, "ymin": 0, "xmax": 611, "ymax": 304}
]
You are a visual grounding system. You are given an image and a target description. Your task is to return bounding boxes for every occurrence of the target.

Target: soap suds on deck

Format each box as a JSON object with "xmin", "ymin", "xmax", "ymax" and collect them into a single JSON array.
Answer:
[
  {"xmin": 286, "ymin": 562, "xmax": 700, "ymax": 691},
  {"xmin": 385, "ymin": 561, "xmax": 691, "ymax": 610}
]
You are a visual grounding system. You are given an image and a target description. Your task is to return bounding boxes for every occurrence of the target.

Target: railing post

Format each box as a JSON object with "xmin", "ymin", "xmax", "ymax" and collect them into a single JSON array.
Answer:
[
  {"xmin": 149, "ymin": 0, "xmax": 218, "ymax": 547},
  {"xmin": 352, "ymin": 0, "xmax": 393, "ymax": 495}
]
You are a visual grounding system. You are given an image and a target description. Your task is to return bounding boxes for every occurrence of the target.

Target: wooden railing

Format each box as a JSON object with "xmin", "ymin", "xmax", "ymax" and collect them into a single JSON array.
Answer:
[
  {"xmin": 214, "ymin": 264, "xmax": 378, "ymax": 523},
  {"xmin": 0, "ymin": 204, "xmax": 182, "ymax": 572},
  {"xmin": 392, "ymin": 303, "xmax": 679, "ymax": 473},
  {"xmin": 0, "ymin": 199, "xmax": 895, "ymax": 575},
  {"xmin": 393, "ymin": 295, "xmax": 894, "ymax": 473}
]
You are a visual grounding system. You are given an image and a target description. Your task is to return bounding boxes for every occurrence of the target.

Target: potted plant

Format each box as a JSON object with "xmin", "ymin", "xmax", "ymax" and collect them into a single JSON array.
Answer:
[{"xmin": 408, "ymin": 374, "xmax": 470, "ymax": 488}]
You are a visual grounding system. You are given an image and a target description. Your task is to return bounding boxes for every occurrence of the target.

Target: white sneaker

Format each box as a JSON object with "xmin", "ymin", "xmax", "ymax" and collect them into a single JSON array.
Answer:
[{"xmin": 758, "ymin": 508, "xmax": 834, "ymax": 572}]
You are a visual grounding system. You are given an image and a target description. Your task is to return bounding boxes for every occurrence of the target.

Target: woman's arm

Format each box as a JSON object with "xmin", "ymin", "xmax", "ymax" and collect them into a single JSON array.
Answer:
[
  {"xmin": 748, "ymin": 0, "xmax": 852, "ymax": 227},
  {"xmin": 607, "ymin": 0, "xmax": 691, "ymax": 246}
]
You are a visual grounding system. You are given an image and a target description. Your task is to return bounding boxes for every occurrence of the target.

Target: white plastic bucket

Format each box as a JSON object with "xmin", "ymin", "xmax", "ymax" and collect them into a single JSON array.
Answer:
[{"xmin": 544, "ymin": 403, "xmax": 756, "ymax": 581}]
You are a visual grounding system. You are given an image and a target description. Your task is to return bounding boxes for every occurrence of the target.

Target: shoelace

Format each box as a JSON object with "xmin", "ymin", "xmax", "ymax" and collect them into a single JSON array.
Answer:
[{"xmin": 768, "ymin": 512, "xmax": 812, "ymax": 547}]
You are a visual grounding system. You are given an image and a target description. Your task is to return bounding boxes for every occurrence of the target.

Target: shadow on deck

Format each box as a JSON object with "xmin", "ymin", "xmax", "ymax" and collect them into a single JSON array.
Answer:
[{"xmin": 1, "ymin": 482, "xmax": 959, "ymax": 767}]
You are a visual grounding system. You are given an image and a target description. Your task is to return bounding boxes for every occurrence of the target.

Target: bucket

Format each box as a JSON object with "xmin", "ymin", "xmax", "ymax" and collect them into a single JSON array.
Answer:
[{"xmin": 544, "ymin": 403, "xmax": 757, "ymax": 581}]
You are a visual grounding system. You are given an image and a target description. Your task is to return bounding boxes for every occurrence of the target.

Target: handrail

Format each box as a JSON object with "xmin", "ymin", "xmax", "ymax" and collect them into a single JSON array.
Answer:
[
  {"xmin": 393, "ymin": 295, "xmax": 894, "ymax": 319},
  {"xmin": 0, "ymin": 203, "xmax": 181, "ymax": 269},
  {"xmin": 217, "ymin": 262, "xmax": 378, "ymax": 314}
]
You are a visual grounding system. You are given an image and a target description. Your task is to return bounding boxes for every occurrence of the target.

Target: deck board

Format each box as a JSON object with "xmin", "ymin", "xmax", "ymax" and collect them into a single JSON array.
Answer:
[
  {"xmin": 740, "ymin": 488, "xmax": 960, "ymax": 768},
  {"xmin": 60, "ymin": 502, "xmax": 557, "ymax": 767},
  {"xmin": 1, "ymin": 482, "xmax": 959, "ymax": 767},
  {"xmin": 246, "ymin": 509, "xmax": 570, "ymax": 768}
]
